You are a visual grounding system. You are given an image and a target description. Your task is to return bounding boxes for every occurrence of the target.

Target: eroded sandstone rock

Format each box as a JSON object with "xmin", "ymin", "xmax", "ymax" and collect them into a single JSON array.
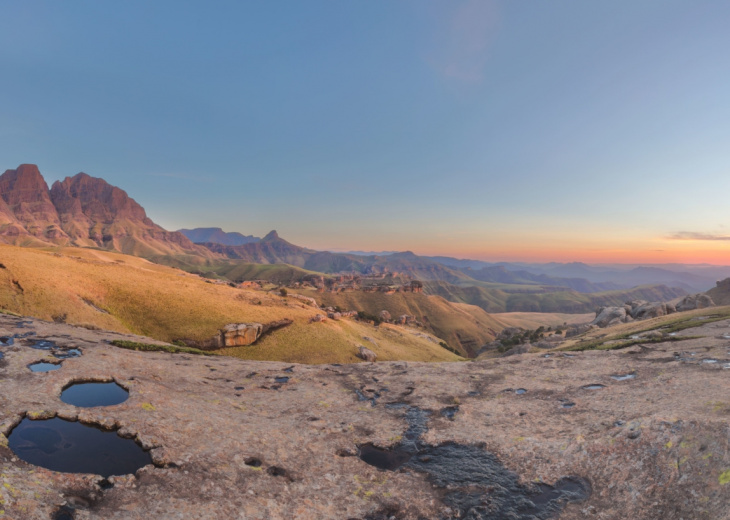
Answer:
[
  {"xmin": 219, "ymin": 322, "xmax": 263, "ymax": 346},
  {"xmin": 356, "ymin": 345, "xmax": 377, "ymax": 362},
  {"xmin": 676, "ymin": 293, "xmax": 715, "ymax": 312},
  {"xmin": 591, "ymin": 306, "xmax": 629, "ymax": 328}
]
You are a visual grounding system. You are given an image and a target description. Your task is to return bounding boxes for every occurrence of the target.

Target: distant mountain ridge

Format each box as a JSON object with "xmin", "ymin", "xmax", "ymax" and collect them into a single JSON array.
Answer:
[
  {"xmin": 460, "ymin": 265, "xmax": 623, "ymax": 293},
  {"xmin": 2, "ymin": 163, "xmax": 721, "ymax": 301},
  {"xmin": 203, "ymin": 236, "xmax": 474, "ymax": 283},
  {"xmin": 427, "ymin": 256, "xmax": 729, "ymax": 293},
  {"xmin": 0, "ymin": 164, "xmax": 210, "ymax": 257},
  {"xmin": 178, "ymin": 227, "xmax": 260, "ymax": 246}
]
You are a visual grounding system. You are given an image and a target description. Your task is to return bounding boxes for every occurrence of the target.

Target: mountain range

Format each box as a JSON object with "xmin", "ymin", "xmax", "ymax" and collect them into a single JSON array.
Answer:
[
  {"xmin": 178, "ymin": 227, "xmax": 260, "ymax": 246},
  {"xmin": 0, "ymin": 164, "xmax": 209, "ymax": 257},
  {"xmin": 2, "ymin": 163, "xmax": 724, "ymax": 318},
  {"xmin": 429, "ymin": 258, "xmax": 729, "ymax": 293}
]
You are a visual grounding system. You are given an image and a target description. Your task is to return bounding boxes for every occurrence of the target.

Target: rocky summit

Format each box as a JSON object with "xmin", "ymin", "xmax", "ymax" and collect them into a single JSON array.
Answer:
[
  {"xmin": 0, "ymin": 165, "xmax": 207, "ymax": 257},
  {"xmin": 1, "ymin": 312, "xmax": 730, "ymax": 519}
]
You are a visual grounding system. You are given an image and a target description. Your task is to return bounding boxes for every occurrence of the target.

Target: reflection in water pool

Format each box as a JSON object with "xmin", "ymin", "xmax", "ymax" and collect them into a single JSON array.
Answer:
[
  {"xmin": 61, "ymin": 382, "xmax": 129, "ymax": 407},
  {"xmin": 29, "ymin": 362, "xmax": 61, "ymax": 373},
  {"xmin": 8, "ymin": 417, "xmax": 151, "ymax": 477}
]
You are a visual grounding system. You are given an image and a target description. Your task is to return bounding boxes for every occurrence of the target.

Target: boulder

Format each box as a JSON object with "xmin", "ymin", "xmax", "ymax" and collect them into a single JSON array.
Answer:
[
  {"xmin": 591, "ymin": 307, "xmax": 628, "ymax": 328},
  {"xmin": 356, "ymin": 345, "xmax": 377, "ymax": 362},
  {"xmin": 219, "ymin": 323, "xmax": 263, "ymax": 347},
  {"xmin": 630, "ymin": 302, "xmax": 668, "ymax": 320},
  {"xmin": 310, "ymin": 314, "xmax": 327, "ymax": 323},
  {"xmin": 676, "ymin": 294, "xmax": 715, "ymax": 312},
  {"xmin": 378, "ymin": 310, "xmax": 392, "ymax": 321},
  {"xmin": 327, "ymin": 312, "xmax": 342, "ymax": 320}
]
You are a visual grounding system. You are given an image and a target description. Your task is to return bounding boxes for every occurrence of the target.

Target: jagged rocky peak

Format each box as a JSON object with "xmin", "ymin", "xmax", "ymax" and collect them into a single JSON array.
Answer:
[
  {"xmin": 0, "ymin": 164, "xmax": 48, "ymax": 201},
  {"xmin": 0, "ymin": 164, "xmax": 66, "ymax": 241},
  {"xmin": 0, "ymin": 163, "xmax": 210, "ymax": 257},
  {"xmin": 50, "ymin": 172, "xmax": 148, "ymax": 223},
  {"xmin": 262, "ymin": 230, "xmax": 280, "ymax": 241}
]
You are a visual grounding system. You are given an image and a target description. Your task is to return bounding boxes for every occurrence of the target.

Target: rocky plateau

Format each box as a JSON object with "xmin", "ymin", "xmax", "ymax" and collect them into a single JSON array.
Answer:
[{"xmin": 1, "ymin": 311, "xmax": 730, "ymax": 519}]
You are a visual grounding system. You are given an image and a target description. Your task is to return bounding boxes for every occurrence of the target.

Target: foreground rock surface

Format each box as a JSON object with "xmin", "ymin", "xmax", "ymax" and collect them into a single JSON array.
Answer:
[{"xmin": 1, "ymin": 314, "xmax": 730, "ymax": 519}]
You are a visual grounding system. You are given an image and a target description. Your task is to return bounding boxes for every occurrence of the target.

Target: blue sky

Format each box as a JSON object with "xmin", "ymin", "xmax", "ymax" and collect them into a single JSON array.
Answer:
[{"xmin": 2, "ymin": 1, "xmax": 730, "ymax": 262}]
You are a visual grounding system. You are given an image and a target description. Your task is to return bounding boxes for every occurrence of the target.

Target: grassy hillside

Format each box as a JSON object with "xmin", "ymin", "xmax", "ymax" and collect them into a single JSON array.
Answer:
[
  {"xmin": 556, "ymin": 305, "xmax": 730, "ymax": 352},
  {"xmin": 706, "ymin": 280, "xmax": 730, "ymax": 305},
  {"xmin": 424, "ymin": 280, "xmax": 686, "ymax": 313},
  {"xmin": 297, "ymin": 288, "xmax": 504, "ymax": 356},
  {"xmin": 0, "ymin": 244, "xmax": 460, "ymax": 364},
  {"xmin": 216, "ymin": 262, "xmax": 328, "ymax": 284},
  {"xmin": 495, "ymin": 311, "xmax": 594, "ymax": 329}
]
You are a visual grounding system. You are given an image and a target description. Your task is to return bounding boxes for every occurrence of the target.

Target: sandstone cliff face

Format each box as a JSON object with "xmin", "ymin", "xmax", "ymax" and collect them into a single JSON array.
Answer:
[
  {"xmin": 0, "ymin": 164, "xmax": 210, "ymax": 257},
  {"xmin": 49, "ymin": 172, "xmax": 195, "ymax": 255},
  {"xmin": 0, "ymin": 165, "xmax": 67, "ymax": 243}
]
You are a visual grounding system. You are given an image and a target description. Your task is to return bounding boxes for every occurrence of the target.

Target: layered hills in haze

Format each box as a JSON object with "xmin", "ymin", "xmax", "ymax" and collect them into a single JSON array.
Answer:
[
  {"xmin": 3, "ymin": 162, "xmax": 724, "ymax": 319},
  {"xmin": 178, "ymin": 227, "xmax": 260, "ymax": 246},
  {"xmin": 0, "ymin": 164, "xmax": 209, "ymax": 257}
]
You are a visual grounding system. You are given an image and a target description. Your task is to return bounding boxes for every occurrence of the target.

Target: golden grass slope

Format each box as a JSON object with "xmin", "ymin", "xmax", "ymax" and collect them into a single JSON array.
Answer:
[
  {"xmin": 0, "ymin": 244, "xmax": 459, "ymax": 363},
  {"xmin": 495, "ymin": 311, "xmax": 594, "ymax": 329},
  {"xmin": 298, "ymin": 288, "xmax": 504, "ymax": 356}
]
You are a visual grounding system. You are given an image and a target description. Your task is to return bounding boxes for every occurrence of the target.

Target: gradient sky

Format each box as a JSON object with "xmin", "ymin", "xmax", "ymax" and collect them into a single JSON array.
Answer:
[{"xmin": 2, "ymin": 1, "xmax": 730, "ymax": 263}]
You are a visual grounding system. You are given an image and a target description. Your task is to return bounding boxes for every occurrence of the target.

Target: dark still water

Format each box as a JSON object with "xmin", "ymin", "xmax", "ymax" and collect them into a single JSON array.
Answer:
[
  {"xmin": 8, "ymin": 417, "xmax": 151, "ymax": 477},
  {"xmin": 61, "ymin": 382, "xmax": 129, "ymax": 407}
]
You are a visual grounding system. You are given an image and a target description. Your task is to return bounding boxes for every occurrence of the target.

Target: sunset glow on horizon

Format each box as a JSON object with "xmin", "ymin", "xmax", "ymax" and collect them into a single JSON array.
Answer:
[{"xmin": 3, "ymin": 1, "xmax": 730, "ymax": 267}]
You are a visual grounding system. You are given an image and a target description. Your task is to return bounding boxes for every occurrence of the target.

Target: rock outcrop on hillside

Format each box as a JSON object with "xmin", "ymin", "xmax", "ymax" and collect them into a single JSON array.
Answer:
[
  {"xmin": 203, "ymin": 319, "xmax": 294, "ymax": 349},
  {"xmin": 706, "ymin": 278, "xmax": 730, "ymax": 306},
  {"xmin": 590, "ymin": 299, "xmax": 682, "ymax": 328},
  {"xmin": 0, "ymin": 164, "xmax": 211, "ymax": 257},
  {"xmin": 675, "ymin": 293, "xmax": 715, "ymax": 312},
  {"xmin": 1, "ymin": 314, "xmax": 730, "ymax": 519},
  {"xmin": 591, "ymin": 306, "xmax": 632, "ymax": 328},
  {"xmin": 356, "ymin": 345, "xmax": 377, "ymax": 361}
]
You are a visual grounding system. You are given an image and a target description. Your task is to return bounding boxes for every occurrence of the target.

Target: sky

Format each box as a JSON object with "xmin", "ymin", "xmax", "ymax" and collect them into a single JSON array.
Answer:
[{"xmin": 2, "ymin": 0, "xmax": 730, "ymax": 264}]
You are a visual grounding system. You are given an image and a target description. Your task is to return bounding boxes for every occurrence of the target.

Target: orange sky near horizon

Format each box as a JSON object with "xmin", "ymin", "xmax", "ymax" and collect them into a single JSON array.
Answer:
[{"xmin": 315, "ymin": 235, "xmax": 730, "ymax": 265}]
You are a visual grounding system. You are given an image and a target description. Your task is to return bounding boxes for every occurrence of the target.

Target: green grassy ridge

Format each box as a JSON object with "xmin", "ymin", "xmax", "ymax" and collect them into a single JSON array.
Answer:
[
  {"xmin": 217, "ymin": 262, "xmax": 329, "ymax": 284},
  {"xmin": 561, "ymin": 335, "xmax": 701, "ymax": 352},
  {"xmin": 424, "ymin": 280, "xmax": 686, "ymax": 314},
  {"xmin": 558, "ymin": 307, "xmax": 730, "ymax": 352},
  {"xmin": 110, "ymin": 340, "xmax": 214, "ymax": 356},
  {"xmin": 609, "ymin": 309, "xmax": 730, "ymax": 338}
]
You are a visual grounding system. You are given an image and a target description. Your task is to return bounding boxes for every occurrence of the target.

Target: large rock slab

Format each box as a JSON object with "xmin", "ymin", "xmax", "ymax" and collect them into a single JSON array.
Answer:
[
  {"xmin": 629, "ymin": 301, "xmax": 673, "ymax": 320},
  {"xmin": 1, "ymin": 314, "xmax": 730, "ymax": 519},
  {"xmin": 591, "ymin": 306, "xmax": 629, "ymax": 327},
  {"xmin": 220, "ymin": 322, "xmax": 263, "ymax": 346},
  {"xmin": 676, "ymin": 293, "xmax": 715, "ymax": 312}
]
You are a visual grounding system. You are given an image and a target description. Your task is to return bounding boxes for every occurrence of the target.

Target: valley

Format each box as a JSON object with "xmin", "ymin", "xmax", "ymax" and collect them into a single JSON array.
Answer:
[{"xmin": 1, "ymin": 163, "xmax": 726, "ymax": 364}]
